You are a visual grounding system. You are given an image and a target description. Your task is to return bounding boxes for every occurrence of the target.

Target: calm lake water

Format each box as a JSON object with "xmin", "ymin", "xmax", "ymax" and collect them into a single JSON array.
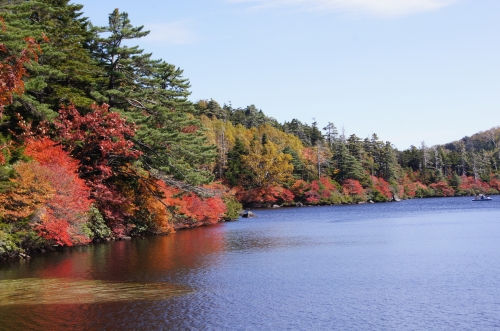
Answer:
[{"xmin": 1, "ymin": 197, "xmax": 500, "ymax": 330}]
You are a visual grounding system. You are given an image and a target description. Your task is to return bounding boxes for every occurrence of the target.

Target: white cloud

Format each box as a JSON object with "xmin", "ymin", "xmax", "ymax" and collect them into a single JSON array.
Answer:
[
  {"xmin": 228, "ymin": 0, "xmax": 460, "ymax": 17},
  {"xmin": 143, "ymin": 21, "xmax": 198, "ymax": 45}
]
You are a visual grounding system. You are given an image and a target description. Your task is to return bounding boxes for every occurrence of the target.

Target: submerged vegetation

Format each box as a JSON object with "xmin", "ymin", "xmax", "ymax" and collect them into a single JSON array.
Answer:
[{"xmin": 0, "ymin": 1, "xmax": 499, "ymax": 259}]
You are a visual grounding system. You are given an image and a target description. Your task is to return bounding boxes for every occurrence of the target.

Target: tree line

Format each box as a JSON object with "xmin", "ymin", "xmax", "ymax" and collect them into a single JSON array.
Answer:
[{"xmin": 0, "ymin": 0, "xmax": 499, "ymax": 259}]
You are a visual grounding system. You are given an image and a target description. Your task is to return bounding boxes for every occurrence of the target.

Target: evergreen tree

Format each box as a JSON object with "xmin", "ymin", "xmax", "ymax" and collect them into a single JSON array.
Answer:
[
  {"xmin": 90, "ymin": 9, "xmax": 216, "ymax": 184},
  {"xmin": 333, "ymin": 142, "xmax": 365, "ymax": 183},
  {"xmin": 283, "ymin": 146, "xmax": 304, "ymax": 179},
  {"xmin": 0, "ymin": 0, "xmax": 101, "ymax": 123},
  {"xmin": 449, "ymin": 172, "xmax": 462, "ymax": 188},
  {"xmin": 323, "ymin": 122, "xmax": 338, "ymax": 149},
  {"xmin": 379, "ymin": 142, "xmax": 399, "ymax": 182},
  {"xmin": 225, "ymin": 138, "xmax": 248, "ymax": 187}
]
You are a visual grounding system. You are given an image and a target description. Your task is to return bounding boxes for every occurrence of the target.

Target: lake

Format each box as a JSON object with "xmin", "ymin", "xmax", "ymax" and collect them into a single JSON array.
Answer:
[{"xmin": 1, "ymin": 197, "xmax": 500, "ymax": 330}]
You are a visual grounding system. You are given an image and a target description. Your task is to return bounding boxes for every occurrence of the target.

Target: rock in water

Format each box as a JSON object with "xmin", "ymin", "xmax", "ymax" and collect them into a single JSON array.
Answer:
[{"xmin": 242, "ymin": 211, "xmax": 257, "ymax": 218}]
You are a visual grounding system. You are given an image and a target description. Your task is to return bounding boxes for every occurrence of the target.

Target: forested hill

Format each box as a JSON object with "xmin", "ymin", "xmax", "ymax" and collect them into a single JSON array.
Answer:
[{"xmin": 1, "ymin": 1, "xmax": 499, "ymax": 259}]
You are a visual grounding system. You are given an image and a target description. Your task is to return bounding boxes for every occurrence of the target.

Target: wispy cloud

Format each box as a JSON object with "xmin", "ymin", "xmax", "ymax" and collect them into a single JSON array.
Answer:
[
  {"xmin": 227, "ymin": 0, "xmax": 460, "ymax": 17},
  {"xmin": 143, "ymin": 20, "xmax": 199, "ymax": 45}
]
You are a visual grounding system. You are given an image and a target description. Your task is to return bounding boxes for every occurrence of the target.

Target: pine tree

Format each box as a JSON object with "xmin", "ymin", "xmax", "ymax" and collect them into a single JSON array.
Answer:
[
  {"xmin": 0, "ymin": 0, "xmax": 101, "ymax": 122},
  {"xmin": 90, "ymin": 9, "xmax": 216, "ymax": 185},
  {"xmin": 225, "ymin": 138, "xmax": 248, "ymax": 187},
  {"xmin": 283, "ymin": 146, "xmax": 304, "ymax": 179},
  {"xmin": 333, "ymin": 142, "xmax": 365, "ymax": 183}
]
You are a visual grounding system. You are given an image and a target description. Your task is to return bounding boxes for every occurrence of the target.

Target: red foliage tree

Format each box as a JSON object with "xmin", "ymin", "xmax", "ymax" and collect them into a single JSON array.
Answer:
[
  {"xmin": 304, "ymin": 177, "xmax": 339, "ymax": 204},
  {"xmin": 0, "ymin": 36, "xmax": 40, "ymax": 116},
  {"xmin": 24, "ymin": 138, "xmax": 93, "ymax": 245},
  {"xmin": 400, "ymin": 175, "xmax": 417, "ymax": 198},
  {"xmin": 489, "ymin": 176, "xmax": 500, "ymax": 192},
  {"xmin": 371, "ymin": 176, "xmax": 392, "ymax": 199},
  {"xmin": 429, "ymin": 181, "xmax": 455, "ymax": 197},
  {"xmin": 236, "ymin": 185, "xmax": 294, "ymax": 206},
  {"xmin": 290, "ymin": 179, "xmax": 309, "ymax": 200},
  {"xmin": 148, "ymin": 180, "xmax": 227, "ymax": 229},
  {"xmin": 0, "ymin": 36, "xmax": 40, "ymax": 164},
  {"xmin": 180, "ymin": 194, "xmax": 227, "ymax": 225},
  {"xmin": 458, "ymin": 176, "xmax": 490, "ymax": 195},
  {"xmin": 54, "ymin": 103, "xmax": 141, "ymax": 234},
  {"xmin": 342, "ymin": 179, "xmax": 364, "ymax": 196}
]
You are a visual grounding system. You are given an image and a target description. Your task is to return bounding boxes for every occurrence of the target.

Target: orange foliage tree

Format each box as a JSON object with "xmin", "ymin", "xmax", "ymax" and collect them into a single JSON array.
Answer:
[
  {"xmin": 156, "ymin": 180, "xmax": 227, "ymax": 229},
  {"xmin": 458, "ymin": 176, "xmax": 491, "ymax": 195},
  {"xmin": 236, "ymin": 185, "xmax": 294, "ymax": 206},
  {"xmin": 0, "ymin": 161, "xmax": 54, "ymax": 222},
  {"xmin": 24, "ymin": 138, "xmax": 93, "ymax": 245},
  {"xmin": 370, "ymin": 176, "xmax": 392, "ymax": 201},
  {"xmin": 429, "ymin": 181, "xmax": 455, "ymax": 197},
  {"xmin": 0, "ymin": 138, "xmax": 93, "ymax": 246}
]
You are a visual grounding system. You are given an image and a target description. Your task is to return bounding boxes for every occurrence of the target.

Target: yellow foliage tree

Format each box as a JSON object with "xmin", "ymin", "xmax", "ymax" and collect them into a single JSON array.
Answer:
[
  {"xmin": 241, "ymin": 140, "xmax": 294, "ymax": 188},
  {"xmin": 0, "ymin": 162, "xmax": 54, "ymax": 222}
]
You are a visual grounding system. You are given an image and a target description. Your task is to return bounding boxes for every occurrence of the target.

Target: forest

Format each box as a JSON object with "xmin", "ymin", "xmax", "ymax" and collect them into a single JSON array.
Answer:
[{"xmin": 1, "ymin": 0, "xmax": 499, "ymax": 259}]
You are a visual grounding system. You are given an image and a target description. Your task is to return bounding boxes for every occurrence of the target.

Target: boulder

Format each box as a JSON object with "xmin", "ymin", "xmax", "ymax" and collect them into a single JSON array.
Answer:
[
  {"xmin": 296, "ymin": 202, "xmax": 303, "ymax": 207},
  {"xmin": 272, "ymin": 204, "xmax": 281, "ymax": 208},
  {"xmin": 392, "ymin": 195, "xmax": 402, "ymax": 202},
  {"xmin": 121, "ymin": 236, "xmax": 132, "ymax": 241},
  {"xmin": 368, "ymin": 200, "xmax": 375, "ymax": 204},
  {"xmin": 242, "ymin": 211, "xmax": 257, "ymax": 218}
]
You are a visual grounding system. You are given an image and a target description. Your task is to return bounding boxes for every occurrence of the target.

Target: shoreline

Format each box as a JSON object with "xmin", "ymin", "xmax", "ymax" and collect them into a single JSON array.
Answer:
[{"xmin": 3, "ymin": 194, "xmax": 496, "ymax": 262}]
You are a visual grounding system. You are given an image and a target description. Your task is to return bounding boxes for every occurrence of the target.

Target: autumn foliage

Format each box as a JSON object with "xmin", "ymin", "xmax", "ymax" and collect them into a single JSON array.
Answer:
[
  {"xmin": 429, "ymin": 181, "xmax": 455, "ymax": 197},
  {"xmin": 153, "ymin": 180, "xmax": 227, "ymax": 229},
  {"xmin": 0, "ymin": 37, "xmax": 40, "ymax": 115},
  {"xmin": 458, "ymin": 176, "xmax": 491, "ymax": 195},
  {"xmin": 0, "ymin": 161, "xmax": 54, "ymax": 222},
  {"xmin": 370, "ymin": 176, "xmax": 392, "ymax": 201},
  {"xmin": 0, "ymin": 138, "xmax": 93, "ymax": 246},
  {"xmin": 236, "ymin": 185, "xmax": 294, "ymax": 206},
  {"xmin": 342, "ymin": 179, "xmax": 364, "ymax": 196},
  {"xmin": 55, "ymin": 103, "xmax": 141, "ymax": 233}
]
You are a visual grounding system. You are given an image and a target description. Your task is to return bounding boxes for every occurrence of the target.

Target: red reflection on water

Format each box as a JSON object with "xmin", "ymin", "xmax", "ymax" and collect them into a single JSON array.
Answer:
[{"xmin": 0, "ymin": 224, "xmax": 228, "ymax": 331}]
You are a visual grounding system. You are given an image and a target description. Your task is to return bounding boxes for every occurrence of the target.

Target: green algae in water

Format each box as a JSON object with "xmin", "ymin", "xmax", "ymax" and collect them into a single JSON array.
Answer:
[{"xmin": 0, "ymin": 278, "xmax": 192, "ymax": 305}]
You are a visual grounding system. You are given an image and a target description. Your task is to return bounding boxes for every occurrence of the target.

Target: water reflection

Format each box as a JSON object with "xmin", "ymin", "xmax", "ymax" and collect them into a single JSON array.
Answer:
[{"xmin": 0, "ymin": 278, "xmax": 191, "ymax": 305}]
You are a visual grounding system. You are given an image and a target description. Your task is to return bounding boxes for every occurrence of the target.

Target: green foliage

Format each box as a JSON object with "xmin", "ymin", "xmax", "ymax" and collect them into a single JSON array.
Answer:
[
  {"xmin": 415, "ymin": 186, "xmax": 435, "ymax": 198},
  {"xmin": 369, "ymin": 189, "xmax": 390, "ymax": 202},
  {"xmin": 85, "ymin": 205, "xmax": 111, "ymax": 240},
  {"xmin": 449, "ymin": 172, "xmax": 462, "ymax": 188},
  {"xmin": 0, "ymin": 0, "xmax": 101, "ymax": 126},
  {"xmin": 0, "ymin": 222, "xmax": 47, "ymax": 259},
  {"xmin": 222, "ymin": 195, "xmax": 242, "ymax": 221},
  {"xmin": 283, "ymin": 146, "xmax": 304, "ymax": 179},
  {"xmin": 91, "ymin": 9, "xmax": 216, "ymax": 185},
  {"xmin": 225, "ymin": 138, "xmax": 249, "ymax": 187}
]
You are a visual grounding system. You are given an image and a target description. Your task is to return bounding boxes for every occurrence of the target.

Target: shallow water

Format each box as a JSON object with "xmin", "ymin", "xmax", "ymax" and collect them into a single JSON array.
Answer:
[{"xmin": 1, "ymin": 197, "xmax": 500, "ymax": 330}]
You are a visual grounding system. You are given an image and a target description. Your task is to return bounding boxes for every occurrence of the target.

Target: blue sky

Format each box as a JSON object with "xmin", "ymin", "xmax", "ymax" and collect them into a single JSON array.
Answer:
[{"xmin": 74, "ymin": 0, "xmax": 500, "ymax": 149}]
